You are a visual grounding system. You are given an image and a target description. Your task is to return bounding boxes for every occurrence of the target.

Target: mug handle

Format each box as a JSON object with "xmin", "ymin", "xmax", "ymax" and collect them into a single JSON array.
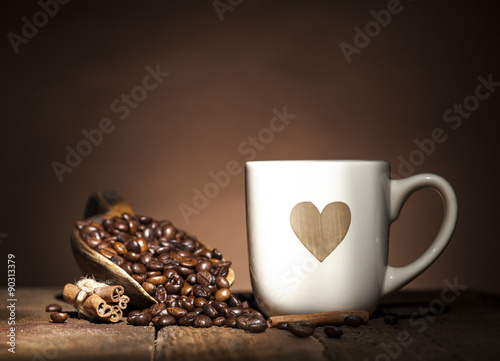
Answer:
[{"xmin": 382, "ymin": 173, "xmax": 458, "ymax": 296}]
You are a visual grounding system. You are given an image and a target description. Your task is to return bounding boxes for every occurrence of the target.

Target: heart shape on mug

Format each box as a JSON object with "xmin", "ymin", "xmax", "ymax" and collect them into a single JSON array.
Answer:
[{"xmin": 290, "ymin": 201, "xmax": 351, "ymax": 262}]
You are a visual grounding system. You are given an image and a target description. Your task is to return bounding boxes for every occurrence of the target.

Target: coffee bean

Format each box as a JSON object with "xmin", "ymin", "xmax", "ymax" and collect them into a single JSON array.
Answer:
[
  {"xmin": 196, "ymin": 271, "xmax": 212, "ymax": 286},
  {"xmin": 167, "ymin": 307, "xmax": 188, "ymax": 318},
  {"xmin": 50, "ymin": 312, "xmax": 68, "ymax": 323},
  {"xmin": 344, "ymin": 316, "xmax": 364, "ymax": 327},
  {"xmin": 132, "ymin": 273, "xmax": 147, "ymax": 283},
  {"xmin": 157, "ymin": 315, "xmax": 177, "ymax": 328},
  {"xmin": 135, "ymin": 311, "xmax": 152, "ymax": 326},
  {"xmin": 215, "ymin": 288, "xmax": 231, "ymax": 302},
  {"xmin": 212, "ymin": 316, "xmax": 226, "ymax": 327},
  {"xmin": 45, "ymin": 304, "xmax": 62, "ymax": 312},
  {"xmin": 140, "ymin": 253, "xmax": 153, "ymax": 266},
  {"xmin": 149, "ymin": 302, "xmax": 167, "ymax": 317},
  {"xmin": 215, "ymin": 275, "xmax": 229, "ymax": 289},
  {"xmin": 324, "ymin": 326, "xmax": 343, "ymax": 338},
  {"xmin": 86, "ymin": 237, "xmax": 101, "ymax": 249},
  {"xmin": 141, "ymin": 282, "xmax": 156, "ymax": 295},
  {"xmin": 147, "ymin": 275, "xmax": 167, "ymax": 286},
  {"xmin": 180, "ymin": 258, "xmax": 197, "ymax": 268},
  {"xmin": 122, "ymin": 261, "xmax": 134, "ymax": 275},
  {"xmin": 125, "ymin": 251, "xmax": 141, "ymax": 262},
  {"xmin": 193, "ymin": 285, "xmax": 211, "ymax": 298},
  {"xmin": 178, "ymin": 312, "xmax": 198, "ymax": 326},
  {"xmin": 277, "ymin": 321, "xmax": 290, "ymax": 330},
  {"xmin": 196, "ymin": 260, "xmax": 212, "ymax": 273},
  {"xmin": 110, "ymin": 255, "xmax": 125, "ymax": 266},
  {"xmin": 202, "ymin": 304, "xmax": 219, "ymax": 319},
  {"xmin": 113, "ymin": 242, "xmax": 127, "ymax": 255},
  {"xmin": 194, "ymin": 315, "xmax": 212, "ymax": 328},
  {"xmin": 76, "ymin": 219, "xmax": 92, "ymax": 229},
  {"xmin": 194, "ymin": 297, "xmax": 208, "ymax": 308},
  {"xmin": 132, "ymin": 263, "xmax": 147, "ymax": 274},
  {"xmin": 236, "ymin": 316, "xmax": 249, "ymax": 330},
  {"xmin": 212, "ymin": 248, "xmax": 223, "ymax": 260},
  {"xmin": 225, "ymin": 316, "xmax": 237, "ymax": 327},
  {"xmin": 181, "ymin": 284, "xmax": 193, "ymax": 296},
  {"xmin": 384, "ymin": 315, "xmax": 400, "ymax": 325},
  {"xmin": 162, "ymin": 224, "xmax": 177, "ymax": 241},
  {"xmin": 211, "ymin": 301, "xmax": 228, "ymax": 311},
  {"xmin": 288, "ymin": 322, "xmax": 315, "ymax": 338},
  {"xmin": 136, "ymin": 237, "xmax": 148, "ymax": 253},
  {"xmin": 126, "ymin": 239, "xmax": 141, "ymax": 253},
  {"xmin": 228, "ymin": 295, "xmax": 242, "ymax": 308}
]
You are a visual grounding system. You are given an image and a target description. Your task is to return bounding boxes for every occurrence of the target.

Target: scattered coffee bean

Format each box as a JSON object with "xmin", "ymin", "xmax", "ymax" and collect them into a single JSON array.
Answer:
[
  {"xmin": 45, "ymin": 304, "xmax": 62, "ymax": 312},
  {"xmin": 344, "ymin": 316, "xmax": 364, "ymax": 327},
  {"xmin": 324, "ymin": 326, "xmax": 343, "ymax": 338},
  {"xmin": 135, "ymin": 311, "xmax": 152, "ymax": 326},
  {"xmin": 157, "ymin": 315, "xmax": 177, "ymax": 328},
  {"xmin": 50, "ymin": 312, "xmax": 68, "ymax": 323},
  {"xmin": 288, "ymin": 322, "xmax": 315, "ymax": 338},
  {"xmin": 194, "ymin": 315, "xmax": 212, "ymax": 328},
  {"xmin": 277, "ymin": 321, "xmax": 290, "ymax": 330},
  {"xmin": 384, "ymin": 314, "xmax": 400, "ymax": 325}
]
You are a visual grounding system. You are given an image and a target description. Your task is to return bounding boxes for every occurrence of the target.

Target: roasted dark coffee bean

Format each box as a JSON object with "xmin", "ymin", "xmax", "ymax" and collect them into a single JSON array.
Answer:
[
  {"xmin": 344, "ymin": 316, "xmax": 364, "ymax": 327},
  {"xmin": 137, "ymin": 215, "xmax": 152, "ymax": 225},
  {"xmin": 196, "ymin": 260, "xmax": 212, "ymax": 273},
  {"xmin": 212, "ymin": 248, "xmax": 223, "ymax": 260},
  {"xmin": 147, "ymin": 260, "xmax": 165, "ymax": 272},
  {"xmin": 50, "ymin": 312, "xmax": 68, "ymax": 323},
  {"xmin": 196, "ymin": 271, "xmax": 212, "ymax": 286},
  {"xmin": 122, "ymin": 261, "xmax": 134, "ymax": 275},
  {"xmin": 236, "ymin": 316, "xmax": 249, "ymax": 330},
  {"xmin": 178, "ymin": 312, "xmax": 198, "ymax": 326},
  {"xmin": 100, "ymin": 247, "xmax": 117, "ymax": 259},
  {"xmin": 324, "ymin": 326, "xmax": 343, "ymax": 338},
  {"xmin": 136, "ymin": 237, "xmax": 148, "ymax": 253},
  {"xmin": 181, "ymin": 300, "xmax": 196, "ymax": 312},
  {"xmin": 212, "ymin": 316, "xmax": 226, "ymax": 327},
  {"xmin": 128, "ymin": 220, "xmax": 138, "ymax": 234},
  {"xmin": 126, "ymin": 239, "xmax": 141, "ymax": 253},
  {"xmin": 165, "ymin": 283, "xmax": 183, "ymax": 294},
  {"xmin": 127, "ymin": 310, "xmax": 141, "ymax": 325},
  {"xmin": 157, "ymin": 315, "xmax": 177, "ymax": 328},
  {"xmin": 181, "ymin": 284, "xmax": 193, "ymax": 296},
  {"xmin": 288, "ymin": 322, "xmax": 315, "ymax": 338},
  {"xmin": 228, "ymin": 295, "xmax": 242, "ymax": 308},
  {"xmin": 135, "ymin": 312, "xmax": 152, "ymax": 326},
  {"xmin": 162, "ymin": 224, "xmax": 177, "ymax": 241},
  {"xmin": 76, "ymin": 219, "xmax": 92, "ymax": 229},
  {"xmin": 147, "ymin": 271, "xmax": 162, "ymax": 277},
  {"xmin": 193, "ymin": 285, "xmax": 211, "ymax": 298},
  {"xmin": 185, "ymin": 273, "xmax": 198, "ymax": 285},
  {"xmin": 132, "ymin": 273, "xmax": 147, "ymax": 283},
  {"xmin": 246, "ymin": 315, "xmax": 268, "ymax": 334},
  {"xmin": 215, "ymin": 275, "xmax": 229, "ymax": 289},
  {"xmin": 86, "ymin": 237, "xmax": 101, "ymax": 249},
  {"xmin": 132, "ymin": 263, "xmax": 147, "ymax": 274},
  {"xmin": 125, "ymin": 251, "xmax": 141, "ymax": 262},
  {"xmin": 215, "ymin": 288, "xmax": 231, "ymax": 302},
  {"xmin": 167, "ymin": 307, "xmax": 188, "ymax": 318},
  {"xmin": 296, "ymin": 321, "xmax": 316, "ymax": 329},
  {"xmin": 149, "ymin": 302, "xmax": 167, "ymax": 317},
  {"xmin": 277, "ymin": 322, "xmax": 290, "ymax": 330},
  {"xmin": 384, "ymin": 315, "xmax": 400, "ymax": 325},
  {"xmin": 177, "ymin": 266, "xmax": 195, "ymax": 277},
  {"xmin": 113, "ymin": 242, "xmax": 127, "ymax": 255},
  {"xmin": 141, "ymin": 282, "xmax": 156, "ymax": 295},
  {"xmin": 226, "ymin": 307, "xmax": 244, "ymax": 318},
  {"xmin": 45, "ymin": 304, "xmax": 62, "ymax": 312},
  {"xmin": 156, "ymin": 246, "xmax": 171, "ymax": 255},
  {"xmin": 194, "ymin": 297, "xmax": 208, "ymax": 308},
  {"xmin": 113, "ymin": 218, "xmax": 129, "ymax": 232},
  {"xmin": 140, "ymin": 253, "xmax": 153, "ymax": 266},
  {"xmin": 110, "ymin": 255, "xmax": 125, "ymax": 266},
  {"xmin": 155, "ymin": 285, "xmax": 167, "ymax": 303},
  {"xmin": 194, "ymin": 315, "xmax": 212, "ymax": 328},
  {"xmin": 213, "ymin": 260, "xmax": 232, "ymax": 268},
  {"xmin": 180, "ymin": 258, "xmax": 197, "ymax": 268},
  {"xmin": 202, "ymin": 304, "xmax": 219, "ymax": 319},
  {"xmin": 225, "ymin": 316, "xmax": 237, "ymax": 328},
  {"xmin": 163, "ymin": 268, "xmax": 177, "ymax": 279},
  {"xmin": 211, "ymin": 301, "xmax": 228, "ymax": 311}
]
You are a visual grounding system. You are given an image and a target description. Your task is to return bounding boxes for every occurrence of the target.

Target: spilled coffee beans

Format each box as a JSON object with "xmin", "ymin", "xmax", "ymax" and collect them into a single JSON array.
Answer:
[{"xmin": 78, "ymin": 213, "xmax": 267, "ymax": 334}]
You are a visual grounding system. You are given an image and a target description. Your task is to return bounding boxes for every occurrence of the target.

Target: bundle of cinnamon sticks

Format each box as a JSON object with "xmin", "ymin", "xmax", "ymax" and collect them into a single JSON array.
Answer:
[{"xmin": 63, "ymin": 278, "xmax": 130, "ymax": 323}]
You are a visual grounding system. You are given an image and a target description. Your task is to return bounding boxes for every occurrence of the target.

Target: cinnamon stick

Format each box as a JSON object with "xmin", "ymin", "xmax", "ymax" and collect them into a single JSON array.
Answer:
[
  {"xmin": 267, "ymin": 310, "xmax": 369, "ymax": 327},
  {"xmin": 63, "ymin": 283, "xmax": 114, "ymax": 320},
  {"xmin": 94, "ymin": 285, "xmax": 124, "ymax": 303}
]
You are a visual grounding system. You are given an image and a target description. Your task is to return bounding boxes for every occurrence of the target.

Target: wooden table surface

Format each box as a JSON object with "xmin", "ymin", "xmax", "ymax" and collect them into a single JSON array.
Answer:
[{"xmin": 1, "ymin": 288, "xmax": 499, "ymax": 361}]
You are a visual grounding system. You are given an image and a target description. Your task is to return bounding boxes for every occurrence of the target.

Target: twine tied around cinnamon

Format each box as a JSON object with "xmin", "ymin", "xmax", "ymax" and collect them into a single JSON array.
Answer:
[{"xmin": 63, "ymin": 277, "xmax": 130, "ymax": 323}]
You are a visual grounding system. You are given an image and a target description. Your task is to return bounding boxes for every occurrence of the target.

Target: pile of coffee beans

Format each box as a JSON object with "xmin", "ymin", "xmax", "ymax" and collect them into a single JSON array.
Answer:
[{"xmin": 76, "ymin": 213, "xmax": 267, "ymax": 333}]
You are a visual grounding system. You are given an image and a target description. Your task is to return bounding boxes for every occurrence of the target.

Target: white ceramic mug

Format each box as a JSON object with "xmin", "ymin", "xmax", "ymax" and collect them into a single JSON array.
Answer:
[{"xmin": 245, "ymin": 160, "xmax": 458, "ymax": 316}]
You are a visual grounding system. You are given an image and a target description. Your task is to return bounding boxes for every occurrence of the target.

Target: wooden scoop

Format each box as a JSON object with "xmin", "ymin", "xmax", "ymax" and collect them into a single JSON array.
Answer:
[{"xmin": 70, "ymin": 191, "xmax": 235, "ymax": 308}]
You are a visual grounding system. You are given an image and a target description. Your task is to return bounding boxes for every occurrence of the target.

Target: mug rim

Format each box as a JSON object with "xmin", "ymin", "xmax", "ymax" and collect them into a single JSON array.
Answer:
[{"xmin": 246, "ymin": 159, "xmax": 389, "ymax": 165}]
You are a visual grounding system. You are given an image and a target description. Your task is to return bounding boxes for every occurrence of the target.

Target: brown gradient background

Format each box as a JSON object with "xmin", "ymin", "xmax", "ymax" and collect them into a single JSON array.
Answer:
[{"xmin": 1, "ymin": 1, "xmax": 499, "ymax": 294}]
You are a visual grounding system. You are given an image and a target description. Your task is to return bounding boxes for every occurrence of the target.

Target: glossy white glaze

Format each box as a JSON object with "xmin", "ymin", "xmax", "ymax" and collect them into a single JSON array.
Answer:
[{"xmin": 245, "ymin": 160, "xmax": 458, "ymax": 316}]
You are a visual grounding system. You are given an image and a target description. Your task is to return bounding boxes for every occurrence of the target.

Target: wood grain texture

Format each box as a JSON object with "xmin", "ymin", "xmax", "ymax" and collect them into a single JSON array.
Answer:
[{"xmin": 1, "ymin": 288, "xmax": 498, "ymax": 361}]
